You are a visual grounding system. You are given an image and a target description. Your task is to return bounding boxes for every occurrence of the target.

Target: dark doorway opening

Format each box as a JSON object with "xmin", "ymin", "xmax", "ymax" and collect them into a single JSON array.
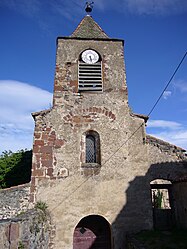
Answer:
[
  {"xmin": 151, "ymin": 179, "xmax": 175, "ymax": 230},
  {"xmin": 73, "ymin": 215, "xmax": 112, "ymax": 249}
]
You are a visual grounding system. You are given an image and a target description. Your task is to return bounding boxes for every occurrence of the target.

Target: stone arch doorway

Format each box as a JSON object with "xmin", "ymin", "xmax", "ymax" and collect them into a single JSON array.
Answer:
[{"xmin": 73, "ymin": 215, "xmax": 112, "ymax": 249}]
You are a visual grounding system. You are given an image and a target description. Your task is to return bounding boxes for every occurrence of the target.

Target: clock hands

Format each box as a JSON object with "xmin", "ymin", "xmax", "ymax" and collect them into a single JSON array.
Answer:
[{"xmin": 89, "ymin": 55, "xmax": 92, "ymax": 62}]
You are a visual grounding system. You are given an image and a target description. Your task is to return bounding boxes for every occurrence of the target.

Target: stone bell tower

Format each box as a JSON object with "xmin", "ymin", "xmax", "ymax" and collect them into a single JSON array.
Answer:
[{"xmin": 31, "ymin": 8, "xmax": 149, "ymax": 249}]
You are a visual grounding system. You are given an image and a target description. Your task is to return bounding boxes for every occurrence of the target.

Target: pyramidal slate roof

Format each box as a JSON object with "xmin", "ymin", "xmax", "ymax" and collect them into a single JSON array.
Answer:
[{"xmin": 70, "ymin": 15, "xmax": 109, "ymax": 39}]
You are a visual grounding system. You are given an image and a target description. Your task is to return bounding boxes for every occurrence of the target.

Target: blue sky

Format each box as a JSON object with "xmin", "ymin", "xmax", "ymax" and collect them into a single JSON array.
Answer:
[{"xmin": 0, "ymin": 0, "xmax": 187, "ymax": 153}]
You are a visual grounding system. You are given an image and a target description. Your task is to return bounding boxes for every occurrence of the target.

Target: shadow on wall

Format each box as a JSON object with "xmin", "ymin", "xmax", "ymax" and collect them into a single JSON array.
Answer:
[{"xmin": 111, "ymin": 160, "xmax": 187, "ymax": 248}]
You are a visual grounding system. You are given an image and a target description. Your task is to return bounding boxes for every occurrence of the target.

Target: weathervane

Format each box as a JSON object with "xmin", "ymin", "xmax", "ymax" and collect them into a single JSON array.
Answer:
[{"xmin": 85, "ymin": 2, "xmax": 94, "ymax": 15}]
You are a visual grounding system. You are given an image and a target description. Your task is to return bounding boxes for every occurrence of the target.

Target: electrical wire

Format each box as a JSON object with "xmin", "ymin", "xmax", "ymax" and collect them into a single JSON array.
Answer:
[
  {"xmin": 48, "ymin": 51, "xmax": 187, "ymax": 210},
  {"xmin": 148, "ymin": 51, "xmax": 187, "ymax": 117}
]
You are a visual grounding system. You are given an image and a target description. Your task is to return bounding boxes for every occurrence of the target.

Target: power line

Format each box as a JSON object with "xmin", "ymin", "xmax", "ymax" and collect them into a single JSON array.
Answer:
[
  {"xmin": 102, "ymin": 51, "xmax": 187, "ymax": 166},
  {"xmin": 148, "ymin": 51, "xmax": 187, "ymax": 117},
  {"xmin": 48, "ymin": 51, "xmax": 187, "ymax": 210}
]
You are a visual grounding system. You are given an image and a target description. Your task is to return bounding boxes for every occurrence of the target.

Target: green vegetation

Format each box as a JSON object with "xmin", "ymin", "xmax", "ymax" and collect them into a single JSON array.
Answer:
[
  {"xmin": 0, "ymin": 150, "xmax": 32, "ymax": 189},
  {"xmin": 18, "ymin": 241, "xmax": 25, "ymax": 249},
  {"xmin": 153, "ymin": 189, "xmax": 163, "ymax": 209},
  {"xmin": 35, "ymin": 201, "xmax": 48, "ymax": 213},
  {"xmin": 135, "ymin": 229, "xmax": 187, "ymax": 249}
]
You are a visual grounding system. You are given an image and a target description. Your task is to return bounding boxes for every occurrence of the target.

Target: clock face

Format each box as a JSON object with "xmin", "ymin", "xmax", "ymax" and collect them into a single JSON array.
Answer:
[{"xmin": 81, "ymin": 50, "xmax": 99, "ymax": 64}]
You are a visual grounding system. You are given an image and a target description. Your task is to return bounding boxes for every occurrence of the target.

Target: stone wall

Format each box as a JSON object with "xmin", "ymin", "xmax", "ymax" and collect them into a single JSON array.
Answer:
[
  {"xmin": 0, "ymin": 184, "xmax": 31, "ymax": 219},
  {"xmin": 0, "ymin": 209, "xmax": 53, "ymax": 249},
  {"xmin": 172, "ymin": 181, "xmax": 187, "ymax": 229},
  {"xmin": 147, "ymin": 135, "xmax": 187, "ymax": 162}
]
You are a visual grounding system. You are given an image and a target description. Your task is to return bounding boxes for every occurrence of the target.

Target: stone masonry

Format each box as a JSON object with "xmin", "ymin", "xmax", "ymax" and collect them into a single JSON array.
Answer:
[{"xmin": 29, "ymin": 16, "xmax": 187, "ymax": 249}]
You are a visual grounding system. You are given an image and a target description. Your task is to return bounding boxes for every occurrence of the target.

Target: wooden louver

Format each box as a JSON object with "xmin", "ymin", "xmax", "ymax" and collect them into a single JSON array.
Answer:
[{"xmin": 78, "ymin": 62, "xmax": 102, "ymax": 91}]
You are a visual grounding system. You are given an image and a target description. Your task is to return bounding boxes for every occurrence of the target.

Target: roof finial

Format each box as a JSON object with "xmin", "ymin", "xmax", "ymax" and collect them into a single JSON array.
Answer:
[{"xmin": 85, "ymin": 2, "xmax": 94, "ymax": 15}]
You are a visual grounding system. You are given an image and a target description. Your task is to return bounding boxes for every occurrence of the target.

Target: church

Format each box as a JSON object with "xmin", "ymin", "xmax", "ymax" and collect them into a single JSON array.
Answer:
[{"xmin": 29, "ymin": 5, "xmax": 187, "ymax": 249}]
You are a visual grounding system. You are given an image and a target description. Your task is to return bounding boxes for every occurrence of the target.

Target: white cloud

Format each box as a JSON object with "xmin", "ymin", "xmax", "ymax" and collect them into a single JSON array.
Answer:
[
  {"xmin": 147, "ymin": 119, "xmax": 187, "ymax": 149},
  {"xmin": 163, "ymin": 90, "xmax": 172, "ymax": 100},
  {"xmin": 173, "ymin": 79, "xmax": 187, "ymax": 93},
  {"xmin": 0, "ymin": 80, "xmax": 52, "ymax": 154},
  {"xmin": 147, "ymin": 120, "xmax": 182, "ymax": 130}
]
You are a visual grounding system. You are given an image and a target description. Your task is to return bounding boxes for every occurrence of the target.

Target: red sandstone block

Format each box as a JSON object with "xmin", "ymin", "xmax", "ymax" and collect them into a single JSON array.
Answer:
[
  {"xmin": 84, "ymin": 118, "xmax": 93, "ymax": 123},
  {"xmin": 56, "ymin": 139, "xmax": 64, "ymax": 146},
  {"xmin": 41, "ymin": 146, "xmax": 52, "ymax": 153},
  {"xmin": 70, "ymin": 80, "xmax": 77, "ymax": 87},
  {"xmin": 10, "ymin": 223, "xmax": 19, "ymax": 241},
  {"xmin": 47, "ymin": 141, "xmax": 54, "ymax": 146},
  {"xmin": 48, "ymin": 136, "xmax": 56, "ymax": 142},
  {"xmin": 47, "ymin": 168, "xmax": 53, "ymax": 177},
  {"xmin": 54, "ymin": 85, "xmax": 64, "ymax": 91},
  {"xmin": 30, "ymin": 184, "xmax": 36, "ymax": 193},
  {"xmin": 42, "ymin": 160, "xmax": 53, "ymax": 168},
  {"xmin": 42, "ymin": 134, "xmax": 48, "ymax": 140},
  {"xmin": 31, "ymin": 176, "xmax": 35, "ymax": 185},
  {"xmin": 34, "ymin": 140, "xmax": 44, "ymax": 146},
  {"xmin": 111, "ymin": 114, "xmax": 116, "ymax": 120},
  {"xmin": 98, "ymin": 108, "xmax": 102, "ymax": 113},
  {"xmin": 109, "ymin": 111, "xmax": 112, "ymax": 117},
  {"xmin": 35, "ymin": 154, "xmax": 41, "ymax": 160},
  {"xmin": 73, "ymin": 116, "xmax": 81, "ymax": 123},
  {"xmin": 34, "ymin": 133, "xmax": 41, "ymax": 139},
  {"xmin": 42, "ymin": 153, "xmax": 51, "ymax": 160},
  {"xmin": 33, "ymin": 145, "xmax": 41, "ymax": 153},
  {"xmin": 33, "ymin": 169, "xmax": 44, "ymax": 177}
]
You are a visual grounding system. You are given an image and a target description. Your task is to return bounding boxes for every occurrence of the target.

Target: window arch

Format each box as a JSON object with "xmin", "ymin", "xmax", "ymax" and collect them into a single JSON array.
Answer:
[
  {"xmin": 78, "ymin": 49, "xmax": 103, "ymax": 92},
  {"xmin": 81, "ymin": 130, "xmax": 101, "ymax": 166}
]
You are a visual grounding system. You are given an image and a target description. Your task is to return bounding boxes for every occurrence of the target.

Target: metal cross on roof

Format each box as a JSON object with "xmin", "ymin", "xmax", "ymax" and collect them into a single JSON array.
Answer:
[{"xmin": 85, "ymin": 2, "xmax": 94, "ymax": 14}]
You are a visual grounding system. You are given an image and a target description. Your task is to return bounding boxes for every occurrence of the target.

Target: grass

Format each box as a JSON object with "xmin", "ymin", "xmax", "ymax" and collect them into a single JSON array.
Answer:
[{"xmin": 135, "ymin": 229, "xmax": 187, "ymax": 249}]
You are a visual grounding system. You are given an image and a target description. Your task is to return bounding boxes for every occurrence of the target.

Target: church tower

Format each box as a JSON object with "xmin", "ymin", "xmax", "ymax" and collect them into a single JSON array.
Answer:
[{"xmin": 31, "ymin": 7, "xmax": 150, "ymax": 249}]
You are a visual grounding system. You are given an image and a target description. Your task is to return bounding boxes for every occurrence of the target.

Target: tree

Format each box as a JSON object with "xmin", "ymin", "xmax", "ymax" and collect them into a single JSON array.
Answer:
[{"xmin": 0, "ymin": 150, "xmax": 32, "ymax": 189}]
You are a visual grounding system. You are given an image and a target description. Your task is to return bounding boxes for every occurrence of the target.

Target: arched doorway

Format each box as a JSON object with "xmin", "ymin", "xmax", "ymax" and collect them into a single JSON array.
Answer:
[{"xmin": 73, "ymin": 215, "xmax": 112, "ymax": 249}]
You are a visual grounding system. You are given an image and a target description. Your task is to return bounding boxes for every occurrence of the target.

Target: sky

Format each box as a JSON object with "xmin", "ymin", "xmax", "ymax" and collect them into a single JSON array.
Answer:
[{"xmin": 0, "ymin": 0, "xmax": 187, "ymax": 154}]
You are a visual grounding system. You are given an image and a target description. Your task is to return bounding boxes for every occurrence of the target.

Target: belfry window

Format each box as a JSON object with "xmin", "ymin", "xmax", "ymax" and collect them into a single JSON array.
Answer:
[{"xmin": 78, "ymin": 49, "xmax": 102, "ymax": 92}]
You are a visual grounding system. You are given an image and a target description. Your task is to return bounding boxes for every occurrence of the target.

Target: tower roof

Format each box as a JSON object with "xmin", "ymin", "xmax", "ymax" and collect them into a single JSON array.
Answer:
[{"xmin": 70, "ymin": 15, "xmax": 109, "ymax": 39}]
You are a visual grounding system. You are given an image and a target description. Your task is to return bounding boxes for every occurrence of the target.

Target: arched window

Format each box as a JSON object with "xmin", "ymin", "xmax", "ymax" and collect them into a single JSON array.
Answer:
[
  {"xmin": 81, "ymin": 130, "xmax": 101, "ymax": 166},
  {"xmin": 86, "ymin": 135, "xmax": 96, "ymax": 163},
  {"xmin": 78, "ymin": 49, "xmax": 102, "ymax": 92}
]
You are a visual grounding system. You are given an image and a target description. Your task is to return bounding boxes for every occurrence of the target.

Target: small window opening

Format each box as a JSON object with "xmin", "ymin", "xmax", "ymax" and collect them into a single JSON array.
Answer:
[{"xmin": 86, "ymin": 135, "xmax": 96, "ymax": 163}]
